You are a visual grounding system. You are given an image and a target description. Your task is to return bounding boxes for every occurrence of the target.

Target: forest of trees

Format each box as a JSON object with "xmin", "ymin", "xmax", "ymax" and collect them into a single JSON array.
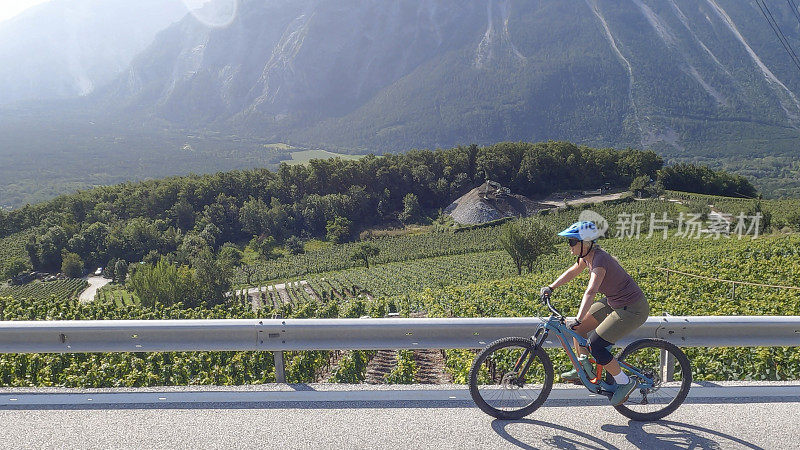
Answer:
[{"xmin": 0, "ymin": 141, "xmax": 664, "ymax": 240}]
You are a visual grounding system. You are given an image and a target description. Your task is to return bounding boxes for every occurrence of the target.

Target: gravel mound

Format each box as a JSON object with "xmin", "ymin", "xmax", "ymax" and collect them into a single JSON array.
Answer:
[{"xmin": 444, "ymin": 182, "xmax": 543, "ymax": 225}]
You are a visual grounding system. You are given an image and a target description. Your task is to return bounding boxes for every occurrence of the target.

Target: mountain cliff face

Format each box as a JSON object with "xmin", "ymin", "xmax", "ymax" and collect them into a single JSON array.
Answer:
[
  {"xmin": 98, "ymin": 0, "xmax": 800, "ymax": 156},
  {"xmin": 0, "ymin": 0, "xmax": 788, "ymax": 162},
  {"xmin": 0, "ymin": 0, "xmax": 188, "ymax": 105}
]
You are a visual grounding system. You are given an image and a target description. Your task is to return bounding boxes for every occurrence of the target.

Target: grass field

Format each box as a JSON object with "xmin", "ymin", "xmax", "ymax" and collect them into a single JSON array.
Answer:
[{"xmin": 282, "ymin": 149, "xmax": 365, "ymax": 165}]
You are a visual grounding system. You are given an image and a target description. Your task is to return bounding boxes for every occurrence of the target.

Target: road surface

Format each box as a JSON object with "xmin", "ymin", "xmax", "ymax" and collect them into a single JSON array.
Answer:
[
  {"xmin": 79, "ymin": 276, "xmax": 111, "ymax": 302},
  {"xmin": 0, "ymin": 381, "xmax": 796, "ymax": 449}
]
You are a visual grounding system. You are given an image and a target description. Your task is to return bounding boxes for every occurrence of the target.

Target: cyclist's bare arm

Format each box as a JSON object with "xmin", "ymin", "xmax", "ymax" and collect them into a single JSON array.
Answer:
[
  {"xmin": 571, "ymin": 266, "xmax": 606, "ymax": 357},
  {"xmin": 548, "ymin": 260, "xmax": 586, "ymax": 290},
  {"xmin": 576, "ymin": 266, "xmax": 605, "ymax": 321}
]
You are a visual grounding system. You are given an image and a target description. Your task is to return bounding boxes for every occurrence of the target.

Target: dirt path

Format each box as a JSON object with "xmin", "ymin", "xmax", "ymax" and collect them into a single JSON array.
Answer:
[
  {"xmin": 540, "ymin": 191, "xmax": 627, "ymax": 208},
  {"xmin": 79, "ymin": 276, "xmax": 111, "ymax": 303},
  {"xmin": 412, "ymin": 349, "xmax": 453, "ymax": 384},
  {"xmin": 365, "ymin": 350, "xmax": 398, "ymax": 384},
  {"xmin": 242, "ymin": 280, "xmax": 309, "ymax": 296}
]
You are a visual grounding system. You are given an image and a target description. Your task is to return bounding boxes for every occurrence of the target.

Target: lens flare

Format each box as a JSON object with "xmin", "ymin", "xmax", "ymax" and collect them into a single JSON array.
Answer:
[{"xmin": 182, "ymin": 0, "xmax": 237, "ymax": 28}]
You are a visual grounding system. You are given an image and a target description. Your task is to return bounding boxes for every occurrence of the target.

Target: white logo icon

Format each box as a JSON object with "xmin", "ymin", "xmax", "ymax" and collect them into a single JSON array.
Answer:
[{"xmin": 578, "ymin": 210, "xmax": 609, "ymax": 240}]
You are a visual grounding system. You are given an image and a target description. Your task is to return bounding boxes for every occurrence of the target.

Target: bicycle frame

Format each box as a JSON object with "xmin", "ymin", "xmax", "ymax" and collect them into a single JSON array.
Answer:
[{"xmin": 530, "ymin": 294, "xmax": 655, "ymax": 397}]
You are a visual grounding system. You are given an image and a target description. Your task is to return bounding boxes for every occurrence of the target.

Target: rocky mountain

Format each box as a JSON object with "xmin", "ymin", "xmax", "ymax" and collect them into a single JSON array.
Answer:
[
  {"xmin": 100, "ymin": 0, "xmax": 800, "ymax": 157},
  {"xmin": 3, "ymin": 0, "xmax": 800, "ymax": 206},
  {"xmin": 0, "ymin": 0, "xmax": 187, "ymax": 104}
]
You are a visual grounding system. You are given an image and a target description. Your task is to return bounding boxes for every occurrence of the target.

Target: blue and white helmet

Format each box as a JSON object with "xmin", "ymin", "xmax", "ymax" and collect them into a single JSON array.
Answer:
[{"xmin": 557, "ymin": 221, "xmax": 603, "ymax": 242}]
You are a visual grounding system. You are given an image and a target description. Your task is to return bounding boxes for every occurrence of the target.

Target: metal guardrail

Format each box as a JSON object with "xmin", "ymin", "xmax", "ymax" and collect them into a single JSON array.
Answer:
[
  {"xmin": 0, "ymin": 316, "xmax": 798, "ymax": 382},
  {"xmin": 1, "ymin": 316, "xmax": 798, "ymax": 353}
]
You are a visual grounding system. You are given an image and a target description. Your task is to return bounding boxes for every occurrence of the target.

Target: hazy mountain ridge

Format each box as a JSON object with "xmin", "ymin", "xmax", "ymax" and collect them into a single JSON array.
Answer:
[
  {"xmin": 0, "ymin": 0, "xmax": 187, "ymax": 104},
  {"xmin": 95, "ymin": 0, "xmax": 800, "ymax": 156}
]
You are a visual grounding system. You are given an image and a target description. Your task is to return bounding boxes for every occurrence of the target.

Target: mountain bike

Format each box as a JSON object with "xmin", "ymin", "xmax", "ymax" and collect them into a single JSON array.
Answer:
[{"xmin": 468, "ymin": 293, "xmax": 692, "ymax": 421}]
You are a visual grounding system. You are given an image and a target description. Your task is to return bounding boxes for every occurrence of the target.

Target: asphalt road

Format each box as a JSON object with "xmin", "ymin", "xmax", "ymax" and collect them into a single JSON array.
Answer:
[
  {"xmin": 79, "ymin": 276, "xmax": 111, "ymax": 303},
  {"xmin": 0, "ymin": 382, "xmax": 796, "ymax": 449}
]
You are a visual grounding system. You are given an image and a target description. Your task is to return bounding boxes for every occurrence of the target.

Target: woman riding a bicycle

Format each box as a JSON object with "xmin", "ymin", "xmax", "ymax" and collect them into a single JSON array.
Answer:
[{"xmin": 541, "ymin": 220, "xmax": 650, "ymax": 406}]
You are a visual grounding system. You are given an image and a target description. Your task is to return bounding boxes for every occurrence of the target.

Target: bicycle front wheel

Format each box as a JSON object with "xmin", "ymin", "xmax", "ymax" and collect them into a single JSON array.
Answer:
[
  {"xmin": 614, "ymin": 338, "xmax": 692, "ymax": 421},
  {"xmin": 468, "ymin": 337, "xmax": 553, "ymax": 420}
]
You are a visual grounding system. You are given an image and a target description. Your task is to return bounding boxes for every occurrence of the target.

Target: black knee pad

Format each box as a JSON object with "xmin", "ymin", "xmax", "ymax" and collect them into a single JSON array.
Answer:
[{"xmin": 588, "ymin": 332, "xmax": 614, "ymax": 366}]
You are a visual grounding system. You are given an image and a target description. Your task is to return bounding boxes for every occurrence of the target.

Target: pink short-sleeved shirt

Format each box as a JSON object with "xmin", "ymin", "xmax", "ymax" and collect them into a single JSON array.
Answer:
[{"xmin": 584, "ymin": 248, "xmax": 644, "ymax": 308}]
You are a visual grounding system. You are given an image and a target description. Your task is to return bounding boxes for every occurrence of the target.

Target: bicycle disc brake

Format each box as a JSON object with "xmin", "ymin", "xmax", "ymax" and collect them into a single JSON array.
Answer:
[
  {"xmin": 634, "ymin": 369, "xmax": 660, "ymax": 405},
  {"xmin": 500, "ymin": 371, "xmax": 522, "ymax": 389}
]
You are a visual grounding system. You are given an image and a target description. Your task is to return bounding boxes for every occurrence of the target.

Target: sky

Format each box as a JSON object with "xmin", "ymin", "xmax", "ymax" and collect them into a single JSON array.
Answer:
[
  {"xmin": 0, "ymin": 0, "xmax": 212, "ymax": 24},
  {"xmin": 0, "ymin": 0, "xmax": 51, "ymax": 23}
]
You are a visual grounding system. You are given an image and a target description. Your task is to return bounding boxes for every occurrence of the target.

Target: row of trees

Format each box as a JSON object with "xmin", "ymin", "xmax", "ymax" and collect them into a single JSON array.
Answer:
[{"xmin": 657, "ymin": 163, "xmax": 757, "ymax": 198}]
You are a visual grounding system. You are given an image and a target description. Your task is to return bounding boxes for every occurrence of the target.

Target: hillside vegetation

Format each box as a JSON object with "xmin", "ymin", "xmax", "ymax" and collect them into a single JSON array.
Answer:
[
  {"xmin": 0, "ymin": 201, "xmax": 797, "ymax": 386},
  {"xmin": 1, "ymin": 141, "xmax": 797, "ymax": 386}
]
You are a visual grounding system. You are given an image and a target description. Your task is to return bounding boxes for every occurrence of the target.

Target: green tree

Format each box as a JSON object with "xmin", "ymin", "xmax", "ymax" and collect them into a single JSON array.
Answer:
[
  {"xmin": 192, "ymin": 249, "xmax": 232, "ymax": 306},
  {"xmin": 169, "ymin": 198, "xmax": 195, "ymax": 231},
  {"xmin": 114, "ymin": 260, "xmax": 128, "ymax": 284},
  {"xmin": 25, "ymin": 236, "xmax": 40, "ymax": 269},
  {"xmin": 238, "ymin": 198, "xmax": 269, "ymax": 236},
  {"xmin": 398, "ymin": 193, "xmax": 422, "ymax": 224},
  {"xmin": 61, "ymin": 252, "xmax": 84, "ymax": 278},
  {"xmin": 657, "ymin": 163, "xmax": 756, "ymax": 197},
  {"xmin": 326, "ymin": 216, "xmax": 353, "ymax": 243},
  {"xmin": 629, "ymin": 175, "xmax": 650, "ymax": 197},
  {"xmin": 218, "ymin": 243, "xmax": 243, "ymax": 267},
  {"xmin": 350, "ymin": 243, "xmax": 380, "ymax": 268},
  {"xmin": 285, "ymin": 236, "xmax": 304, "ymax": 255},
  {"xmin": 499, "ymin": 219, "xmax": 556, "ymax": 275},
  {"xmin": 38, "ymin": 226, "xmax": 69, "ymax": 270},
  {"xmin": 239, "ymin": 264, "xmax": 258, "ymax": 285},
  {"xmin": 249, "ymin": 235, "xmax": 277, "ymax": 259},
  {"xmin": 747, "ymin": 200, "xmax": 772, "ymax": 234},
  {"xmin": 129, "ymin": 259, "xmax": 196, "ymax": 308},
  {"xmin": 178, "ymin": 233, "xmax": 212, "ymax": 264},
  {"xmin": 3, "ymin": 257, "xmax": 31, "ymax": 280},
  {"xmin": 786, "ymin": 210, "xmax": 800, "ymax": 232},
  {"xmin": 105, "ymin": 257, "xmax": 119, "ymax": 280}
]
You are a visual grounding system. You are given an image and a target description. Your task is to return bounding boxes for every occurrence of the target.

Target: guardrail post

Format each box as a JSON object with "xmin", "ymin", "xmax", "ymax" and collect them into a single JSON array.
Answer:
[
  {"xmin": 274, "ymin": 351, "xmax": 286, "ymax": 383},
  {"xmin": 660, "ymin": 348, "xmax": 675, "ymax": 381}
]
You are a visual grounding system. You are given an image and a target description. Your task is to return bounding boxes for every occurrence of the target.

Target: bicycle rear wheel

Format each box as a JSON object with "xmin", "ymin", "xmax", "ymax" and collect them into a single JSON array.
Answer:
[
  {"xmin": 613, "ymin": 338, "xmax": 692, "ymax": 421},
  {"xmin": 469, "ymin": 337, "xmax": 553, "ymax": 420}
]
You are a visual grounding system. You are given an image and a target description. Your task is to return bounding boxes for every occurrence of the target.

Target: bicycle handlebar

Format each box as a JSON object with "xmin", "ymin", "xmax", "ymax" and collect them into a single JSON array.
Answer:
[{"xmin": 540, "ymin": 292, "xmax": 564, "ymax": 318}]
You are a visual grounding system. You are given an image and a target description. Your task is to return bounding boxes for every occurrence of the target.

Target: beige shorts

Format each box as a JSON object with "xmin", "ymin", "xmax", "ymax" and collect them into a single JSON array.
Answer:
[{"xmin": 588, "ymin": 296, "xmax": 649, "ymax": 343}]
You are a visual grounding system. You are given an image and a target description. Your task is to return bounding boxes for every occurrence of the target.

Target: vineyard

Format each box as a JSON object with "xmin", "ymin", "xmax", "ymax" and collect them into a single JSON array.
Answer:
[
  {"xmin": 420, "ymin": 234, "xmax": 800, "ymax": 383},
  {"xmin": 305, "ymin": 251, "xmax": 516, "ymax": 299},
  {"xmin": 236, "ymin": 197, "xmax": 685, "ymax": 288},
  {"xmin": 0, "ymin": 194, "xmax": 798, "ymax": 386},
  {"xmin": 665, "ymin": 190, "xmax": 800, "ymax": 227},
  {"xmin": 213, "ymin": 231, "xmax": 800, "ymax": 385},
  {"xmin": 232, "ymin": 225, "xmax": 507, "ymax": 285},
  {"xmin": 0, "ymin": 279, "xmax": 87, "ymax": 303},
  {"xmin": 95, "ymin": 284, "xmax": 141, "ymax": 308}
]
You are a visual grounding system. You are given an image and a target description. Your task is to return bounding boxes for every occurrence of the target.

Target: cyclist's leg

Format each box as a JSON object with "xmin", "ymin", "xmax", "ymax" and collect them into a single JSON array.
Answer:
[
  {"xmin": 572, "ymin": 298, "xmax": 612, "ymax": 357},
  {"xmin": 591, "ymin": 298, "xmax": 650, "ymax": 376}
]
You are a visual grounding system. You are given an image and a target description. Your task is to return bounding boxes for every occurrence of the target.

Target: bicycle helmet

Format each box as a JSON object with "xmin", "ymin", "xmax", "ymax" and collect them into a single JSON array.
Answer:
[{"xmin": 558, "ymin": 221, "xmax": 602, "ymax": 260}]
